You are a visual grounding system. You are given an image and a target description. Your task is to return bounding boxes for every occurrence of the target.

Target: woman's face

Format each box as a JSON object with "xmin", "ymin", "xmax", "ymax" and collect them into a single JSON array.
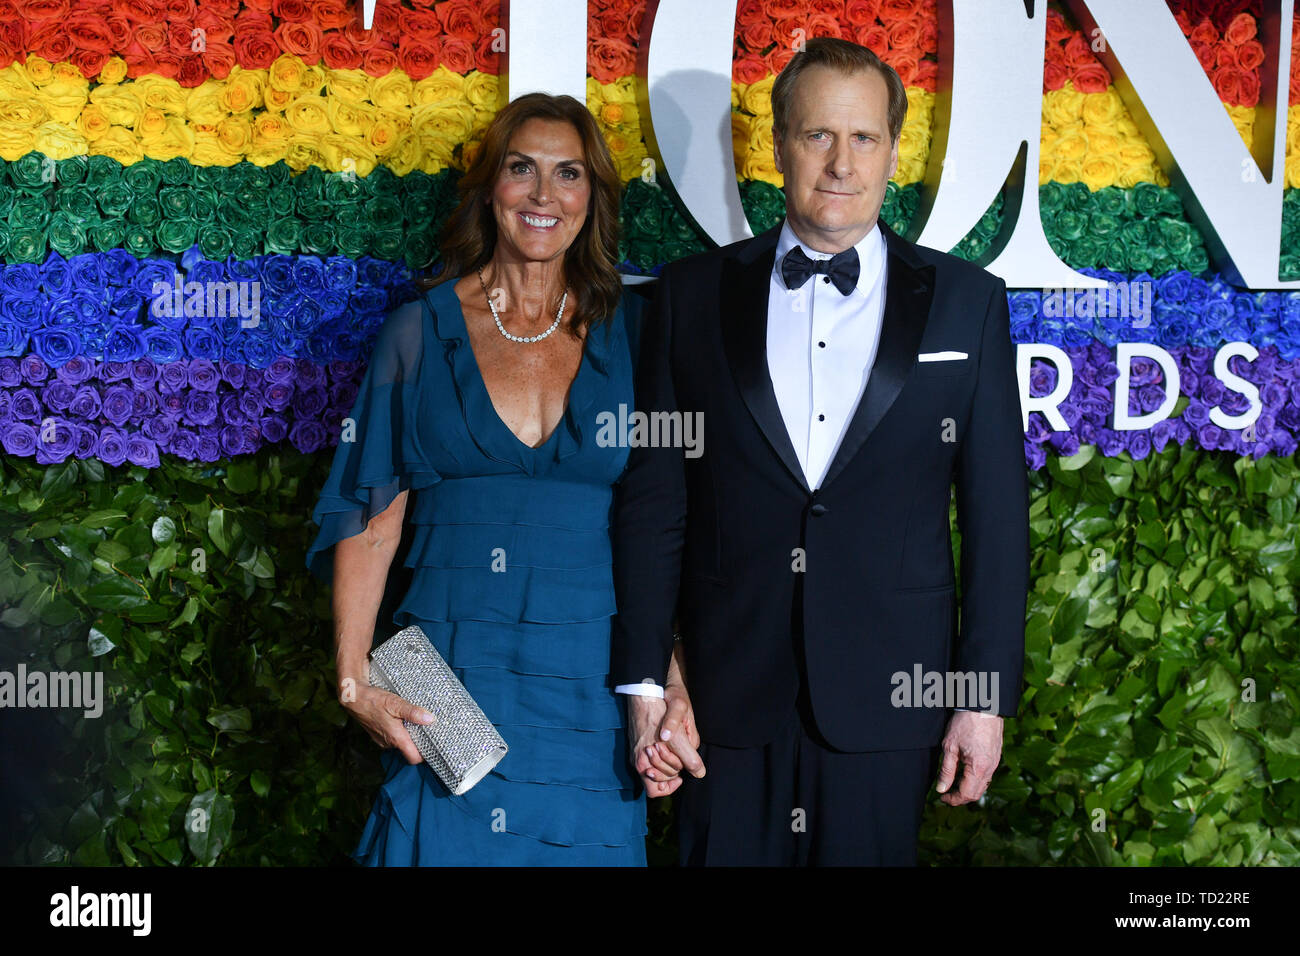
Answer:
[{"xmin": 490, "ymin": 117, "xmax": 591, "ymax": 267}]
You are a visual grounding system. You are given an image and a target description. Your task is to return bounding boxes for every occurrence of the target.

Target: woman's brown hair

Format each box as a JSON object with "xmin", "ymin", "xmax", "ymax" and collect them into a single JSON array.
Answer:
[{"xmin": 417, "ymin": 92, "xmax": 623, "ymax": 337}]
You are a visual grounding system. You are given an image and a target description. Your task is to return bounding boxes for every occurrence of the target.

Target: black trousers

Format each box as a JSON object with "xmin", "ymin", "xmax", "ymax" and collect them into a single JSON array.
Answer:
[{"xmin": 677, "ymin": 579, "xmax": 941, "ymax": 866}]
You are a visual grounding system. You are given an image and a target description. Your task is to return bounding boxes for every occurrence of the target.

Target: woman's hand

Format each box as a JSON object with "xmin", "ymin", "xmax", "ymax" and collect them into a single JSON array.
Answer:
[
  {"xmin": 640, "ymin": 641, "xmax": 705, "ymax": 794},
  {"xmin": 341, "ymin": 674, "xmax": 436, "ymax": 766}
]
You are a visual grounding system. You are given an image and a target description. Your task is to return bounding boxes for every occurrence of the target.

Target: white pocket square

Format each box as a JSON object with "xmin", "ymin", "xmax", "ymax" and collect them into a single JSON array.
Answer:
[{"xmin": 917, "ymin": 350, "xmax": 968, "ymax": 362}]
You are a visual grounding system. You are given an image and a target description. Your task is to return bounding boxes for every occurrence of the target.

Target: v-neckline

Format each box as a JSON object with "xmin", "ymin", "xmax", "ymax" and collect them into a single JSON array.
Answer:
[{"xmin": 441, "ymin": 281, "xmax": 579, "ymax": 453}]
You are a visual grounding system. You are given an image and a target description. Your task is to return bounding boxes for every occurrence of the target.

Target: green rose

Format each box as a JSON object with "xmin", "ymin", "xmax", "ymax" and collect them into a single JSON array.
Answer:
[
  {"xmin": 197, "ymin": 222, "xmax": 233, "ymax": 259},
  {"xmin": 1088, "ymin": 211, "xmax": 1121, "ymax": 238},
  {"xmin": 267, "ymin": 185, "xmax": 295, "ymax": 217},
  {"xmin": 267, "ymin": 218, "xmax": 302, "ymax": 255},
  {"xmin": 1054, "ymin": 209, "xmax": 1086, "ymax": 241},
  {"xmin": 230, "ymin": 230, "xmax": 260, "ymax": 260},
  {"xmin": 368, "ymin": 196, "xmax": 404, "ymax": 231},
  {"xmin": 84, "ymin": 155, "xmax": 120, "ymax": 188},
  {"xmin": 97, "ymin": 182, "xmax": 134, "ymax": 218},
  {"xmin": 6, "ymin": 228, "xmax": 44, "ymax": 263},
  {"xmin": 128, "ymin": 196, "xmax": 162, "ymax": 227},
  {"xmin": 9, "ymin": 152, "xmax": 51, "ymax": 191},
  {"xmin": 9, "ymin": 195, "xmax": 48, "ymax": 229},
  {"xmin": 369, "ymin": 227, "xmax": 401, "ymax": 261},
  {"xmin": 1157, "ymin": 218, "xmax": 1195, "ymax": 258},
  {"xmin": 89, "ymin": 220, "xmax": 126, "ymax": 251},
  {"xmin": 123, "ymin": 224, "xmax": 154, "ymax": 258},
  {"xmin": 54, "ymin": 155, "xmax": 88, "ymax": 185},
  {"xmin": 1092, "ymin": 185, "xmax": 1127, "ymax": 218},
  {"xmin": 1062, "ymin": 181, "xmax": 1091, "ymax": 212},
  {"xmin": 1069, "ymin": 235, "xmax": 1101, "ymax": 269},
  {"xmin": 336, "ymin": 225, "xmax": 370, "ymax": 259},
  {"xmin": 1038, "ymin": 182, "xmax": 1066, "ymax": 216},
  {"xmin": 158, "ymin": 219, "xmax": 197, "ymax": 252},
  {"xmin": 159, "ymin": 157, "xmax": 194, "ymax": 186},
  {"xmin": 1183, "ymin": 245, "xmax": 1209, "ymax": 275},
  {"xmin": 192, "ymin": 188, "xmax": 217, "ymax": 222},
  {"xmin": 123, "ymin": 162, "xmax": 162, "ymax": 196},
  {"xmin": 48, "ymin": 212, "xmax": 86, "ymax": 256},
  {"xmin": 158, "ymin": 186, "xmax": 194, "ymax": 219},
  {"xmin": 1131, "ymin": 181, "xmax": 1163, "ymax": 218}
]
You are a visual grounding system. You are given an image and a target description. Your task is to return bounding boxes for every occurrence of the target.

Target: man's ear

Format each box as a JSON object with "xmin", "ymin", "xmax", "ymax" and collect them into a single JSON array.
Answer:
[
  {"xmin": 773, "ymin": 125, "xmax": 784, "ymax": 175},
  {"xmin": 888, "ymin": 135, "xmax": 899, "ymax": 180}
]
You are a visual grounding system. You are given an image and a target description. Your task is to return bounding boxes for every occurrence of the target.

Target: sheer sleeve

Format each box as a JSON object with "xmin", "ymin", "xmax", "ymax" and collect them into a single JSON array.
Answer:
[{"xmin": 305, "ymin": 297, "xmax": 440, "ymax": 584}]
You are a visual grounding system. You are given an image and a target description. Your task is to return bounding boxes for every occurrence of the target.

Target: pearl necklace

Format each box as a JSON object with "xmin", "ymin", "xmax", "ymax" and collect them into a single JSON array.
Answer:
[{"xmin": 477, "ymin": 268, "xmax": 567, "ymax": 344}]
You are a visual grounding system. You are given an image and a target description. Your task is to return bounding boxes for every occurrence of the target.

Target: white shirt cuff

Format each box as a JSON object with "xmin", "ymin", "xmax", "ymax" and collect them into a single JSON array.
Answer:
[{"xmin": 615, "ymin": 681, "xmax": 664, "ymax": 698}]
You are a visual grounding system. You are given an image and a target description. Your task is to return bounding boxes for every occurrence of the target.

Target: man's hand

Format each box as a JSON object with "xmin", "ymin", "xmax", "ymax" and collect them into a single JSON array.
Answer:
[
  {"xmin": 934, "ymin": 711, "xmax": 1003, "ymax": 806},
  {"xmin": 626, "ymin": 695, "xmax": 681, "ymax": 796},
  {"xmin": 625, "ymin": 644, "xmax": 706, "ymax": 797}
]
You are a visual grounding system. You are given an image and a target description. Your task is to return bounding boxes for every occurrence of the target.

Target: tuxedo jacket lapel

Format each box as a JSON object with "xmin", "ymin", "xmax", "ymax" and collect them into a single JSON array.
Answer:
[
  {"xmin": 720, "ymin": 217, "xmax": 937, "ymax": 494},
  {"xmin": 819, "ymin": 219, "xmax": 936, "ymax": 489},
  {"xmin": 721, "ymin": 221, "xmax": 809, "ymax": 493}
]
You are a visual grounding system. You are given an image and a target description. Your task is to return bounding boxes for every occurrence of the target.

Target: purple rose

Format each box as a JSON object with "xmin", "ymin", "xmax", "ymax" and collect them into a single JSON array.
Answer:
[
  {"xmin": 1128, "ymin": 355, "xmax": 1163, "ymax": 388},
  {"xmin": 10, "ymin": 388, "xmax": 40, "ymax": 421},
  {"xmin": 185, "ymin": 391, "xmax": 219, "ymax": 426},
  {"xmin": 1, "ymin": 422, "xmax": 38, "ymax": 455},
  {"xmin": 1201, "ymin": 378, "xmax": 1226, "ymax": 406},
  {"xmin": 1096, "ymin": 428, "xmax": 1126, "ymax": 457},
  {"xmin": 1024, "ymin": 438, "xmax": 1046, "ymax": 470},
  {"xmin": 167, "ymin": 428, "xmax": 197, "ymax": 459},
  {"xmin": 1048, "ymin": 431, "xmax": 1080, "ymax": 457},
  {"xmin": 1196, "ymin": 423, "xmax": 1223, "ymax": 449},
  {"xmin": 20, "ymin": 354, "xmax": 50, "ymax": 384},
  {"xmin": 126, "ymin": 435, "xmax": 160, "ymax": 468},
  {"xmin": 101, "ymin": 385, "xmax": 136, "ymax": 426},
  {"xmin": 41, "ymin": 380, "xmax": 75, "ymax": 413},
  {"xmin": 54, "ymin": 356, "xmax": 95, "ymax": 385},
  {"xmin": 96, "ymin": 427, "xmax": 129, "ymax": 466},
  {"xmin": 289, "ymin": 419, "xmax": 326, "ymax": 453},
  {"xmin": 1127, "ymin": 430, "xmax": 1152, "ymax": 460},
  {"xmin": 188, "ymin": 359, "xmax": 220, "ymax": 392},
  {"xmin": 143, "ymin": 415, "xmax": 178, "ymax": 443},
  {"xmin": 68, "ymin": 384, "xmax": 102, "ymax": 419},
  {"xmin": 1151, "ymin": 418, "xmax": 1176, "ymax": 451},
  {"xmin": 260, "ymin": 414, "xmax": 288, "ymax": 443},
  {"xmin": 1182, "ymin": 400, "xmax": 1210, "ymax": 426}
]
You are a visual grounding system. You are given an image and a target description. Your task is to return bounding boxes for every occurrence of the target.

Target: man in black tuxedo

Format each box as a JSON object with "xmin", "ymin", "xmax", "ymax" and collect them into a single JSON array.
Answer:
[{"xmin": 611, "ymin": 37, "xmax": 1029, "ymax": 865}]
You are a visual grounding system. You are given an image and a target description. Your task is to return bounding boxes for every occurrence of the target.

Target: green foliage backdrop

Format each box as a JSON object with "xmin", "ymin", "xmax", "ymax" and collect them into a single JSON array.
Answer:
[{"xmin": 2, "ymin": 438, "xmax": 1297, "ymax": 865}]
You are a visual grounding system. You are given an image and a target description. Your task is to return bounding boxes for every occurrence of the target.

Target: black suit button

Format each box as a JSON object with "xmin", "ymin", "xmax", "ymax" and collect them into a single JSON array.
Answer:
[{"xmin": 810, "ymin": 503, "xmax": 827, "ymax": 517}]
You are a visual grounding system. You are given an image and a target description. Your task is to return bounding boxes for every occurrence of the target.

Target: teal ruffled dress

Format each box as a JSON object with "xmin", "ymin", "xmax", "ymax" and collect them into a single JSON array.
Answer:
[{"xmin": 306, "ymin": 279, "xmax": 647, "ymax": 865}]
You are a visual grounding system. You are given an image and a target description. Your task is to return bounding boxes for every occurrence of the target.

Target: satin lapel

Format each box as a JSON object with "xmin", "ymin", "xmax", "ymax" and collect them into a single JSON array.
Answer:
[
  {"xmin": 720, "ymin": 222, "xmax": 810, "ymax": 493},
  {"xmin": 819, "ymin": 219, "xmax": 937, "ymax": 490}
]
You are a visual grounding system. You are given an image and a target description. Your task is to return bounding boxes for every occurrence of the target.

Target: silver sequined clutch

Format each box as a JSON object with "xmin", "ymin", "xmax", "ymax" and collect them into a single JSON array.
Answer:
[{"xmin": 367, "ymin": 625, "xmax": 508, "ymax": 795}]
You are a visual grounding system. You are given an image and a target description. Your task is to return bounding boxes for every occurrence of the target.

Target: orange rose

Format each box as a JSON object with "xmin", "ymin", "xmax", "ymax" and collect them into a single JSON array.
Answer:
[
  {"xmin": 321, "ymin": 33, "xmax": 362, "ymax": 70},
  {"xmin": 1173, "ymin": 8, "xmax": 1193, "ymax": 37},
  {"xmin": 856, "ymin": 23, "xmax": 890, "ymax": 56},
  {"xmin": 474, "ymin": 32, "xmax": 500, "ymax": 74},
  {"xmin": 918, "ymin": 17, "xmax": 937, "ymax": 55},
  {"xmin": 773, "ymin": 16, "xmax": 804, "ymax": 50},
  {"xmin": 400, "ymin": 8, "xmax": 445, "ymax": 43},
  {"xmin": 844, "ymin": 0, "xmax": 880, "ymax": 28},
  {"xmin": 363, "ymin": 46, "xmax": 398, "ymax": 76},
  {"xmin": 1223, "ymin": 11, "xmax": 1256, "ymax": 46},
  {"xmin": 765, "ymin": 0, "xmax": 806, "ymax": 18},
  {"xmin": 1214, "ymin": 46, "xmax": 1237, "ymax": 70},
  {"xmin": 272, "ymin": 0, "xmax": 312, "ymax": 22},
  {"xmin": 201, "ymin": 42, "xmax": 236, "ymax": 80},
  {"xmin": 436, "ymin": 0, "xmax": 483, "ymax": 44},
  {"xmin": 234, "ymin": 30, "xmax": 278, "ymax": 70},
  {"xmin": 1192, "ymin": 42, "xmax": 1215, "ymax": 72},
  {"xmin": 737, "ymin": 0, "xmax": 769, "ymax": 31},
  {"xmin": 152, "ymin": 50, "xmax": 181, "ymax": 81},
  {"xmin": 71, "ymin": 48, "xmax": 108, "ymax": 79},
  {"xmin": 311, "ymin": 0, "xmax": 352, "ymax": 31},
  {"xmin": 765, "ymin": 42, "xmax": 796, "ymax": 75},
  {"xmin": 913, "ymin": 58, "xmax": 935, "ymax": 91},
  {"xmin": 885, "ymin": 49, "xmax": 919, "ymax": 86},
  {"xmin": 1043, "ymin": 59, "xmax": 1068, "ymax": 92},
  {"xmin": 588, "ymin": 37, "xmax": 635, "ymax": 84},
  {"xmin": 440, "ymin": 36, "xmax": 476, "ymax": 75},
  {"xmin": 1235, "ymin": 39, "xmax": 1264, "ymax": 71},
  {"xmin": 1188, "ymin": 18, "xmax": 1218, "ymax": 48},
  {"xmin": 809, "ymin": 0, "xmax": 843, "ymax": 16},
  {"xmin": 1062, "ymin": 33, "xmax": 1094, "ymax": 68},
  {"xmin": 166, "ymin": 22, "xmax": 194, "ymax": 57},
  {"xmin": 275, "ymin": 21, "xmax": 322, "ymax": 62},
  {"xmin": 888, "ymin": 19, "xmax": 922, "ymax": 51},
  {"xmin": 163, "ymin": 0, "xmax": 198, "ymax": 19},
  {"xmin": 879, "ymin": 0, "xmax": 922, "ymax": 21},
  {"xmin": 739, "ymin": 15, "xmax": 774, "ymax": 53},
  {"xmin": 733, "ymin": 54, "xmax": 769, "ymax": 85},
  {"xmin": 31, "ymin": 22, "xmax": 74, "ymax": 62},
  {"xmin": 806, "ymin": 12, "xmax": 842, "ymax": 39},
  {"xmin": 1072, "ymin": 62, "xmax": 1109, "ymax": 94},
  {"xmin": 1045, "ymin": 9, "xmax": 1072, "ymax": 45},
  {"xmin": 397, "ymin": 37, "xmax": 440, "ymax": 81}
]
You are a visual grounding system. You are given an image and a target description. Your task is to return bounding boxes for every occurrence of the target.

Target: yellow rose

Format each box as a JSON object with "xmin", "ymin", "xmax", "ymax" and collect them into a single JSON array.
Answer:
[
  {"xmin": 90, "ymin": 86, "xmax": 144, "ymax": 127},
  {"xmin": 748, "ymin": 113, "xmax": 774, "ymax": 155},
  {"xmin": 319, "ymin": 132, "xmax": 378, "ymax": 178},
  {"xmin": 0, "ymin": 100, "xmax": 48, "ymax": 130},
  {"xmin": 24, "ymin": 56, "xmax": 55, "ymax": 86},
  {"xmin": 731, "ymin": 82, "xmax": 742, "ymax": 112},
  {"xmin": 610, "ymin": 75, "xmax": 637, "ymax": 104},
  {"xmin": 1287, "ymin": 150, "xmax": 1300, "ymax": 189},
  {"xmin": 94, "ymin": 127, "xmax": 143, "ymax": 166},
  {"xmin": 185, "ymin": 79, "xmax": 227, "ymax": 126},
  {"xmin": 1117, "ymin": 140, "xmax": 1154, "ymax": 168},
  {"xmin": 39, "ymin": 85, "xmax": 90, "ymax": 125},
  {"xmin": 0, "ymin": 64, "xmax": 38, "ymax": 100},
  {"xmin": 32, "ymin": 122, "xmax": 86, "ymax": 159},
  {"xmin": 599, "ymin": 98, "xmax": 639, "ymax": 130},
  {"xmin": 284, "ymin": 136, "xmax": 326, "ymax": 173},
  {"xmin": 464, "ymin": 71, "xmax": 500, "ymax": 112},
  {"xmin": 134, "ymin": 77, "xmax": 188, "ymax": 115},
  {"xmin": 731, "ymin": 114, "xmax": 752, "ymax": 168},
  {"xmin": 285, "ymin": 95, "xmax": 332, "ymax": 135},
  {"xmin": 222, "ymin": 68, "xmax": 266, "ymax": 114},
  {"xmin": 895, "ymin": 155, "xmax": 925, "ymax": 185},
  {"xmin": 269, "ymin": 54, "xmax": 306, "ymax": 93},
  {"xmin": 413, "ymin": 66, "xmax": 466, "ymax": 107},
  {"xmin": 1225, "ymin": 104, "xmax": 1253, "ymax": 149},
  {"xmin": 246, "ymin": 140, "xmax": 289, "ymax": 167},
  {"xmin": 1085, "ymin": 128, "xmax": 1121, "ymax": 157},
  {"xmin": 743, "ymin": 149, "xmax": 782, "ymax": 187},
  {"xmin": 138, "ymin": 107, "xmax": 169, "ymax": 139},
  {"xmin": 264, "ymin": 87, "xmax": 295, "ymax": 111},
  {"xmin": 897, "ymin": 123, "xmax": 928, "ymax": 177},
  {"xmin": 1048, "ymin": 159, "xmax": 1082, "ymax": 183},
  {"xmin": 369, "ymin": 70, "xmax": 414, "ymax": 112},
  {"xmin": 1053, "ymin": 126, "xmax": 1089, "ymax": 162},
  {"xmin": 741, "ymin": 74, "xmax": 774, "ymax": 117},
  {"xmin": 385, "ymin": 129, "xmax": 423, "ymax": 177},
  {"xmin": 1079, "ymin": 155, "xmax": 1119, "ymax": 191},
  {"xmin": 905, "ymin": 87, "xmax": 932, "ymax": 128},
  {"xmin": 253, "ymin": 112, "xmax": 291, "ymax": 145},
  {"xmin": 1039, "ymin": 124, "xmax": 1060, "ymax": 157},
  {"xmin": 139, "ymin": 115, "xmax": 194, "ymax": 161},
  {"xmin": 413, "ymin": 101, "xmax": 473, "ymax": 143},
  {"xmin": 0, "ymin": 126, "xmax": 36, "ymax": 160},
  {"xmin": 299, "ymin": 65, "xmax": 327, "ymax": 95},
  {"xmin": 1080, "ymin": 88, "xmax": 1123, "ymax": 127},
  {"xmin": 77, "ymin": 104, "xmax": 112, "ymax": 141},
  {"xmin": 216, "ymin": 114, "xmax": 253, "ymax": 154},
  {"xmin": 417, "ymin": 126, "xmax": 456, "ymax": 168},
  {"xmin": 366, "ymin": 115, "xmax": 402, "ymax": 156},
  {"xmin": 1042, "ymin": 86, "xmax": 1084, "ymax": 128},
  {"xmin": 99, "ymin": 57, "xmax": 128, "ymax": 85},
  {"xmin": 325, "ymin": 67, "xmax": 369, "ymax": 105},
  {"xmin": 1115, "ymin": 115, "xmax": 1140, "ymax": 139},
  {"xmin": 191, "ymin": 132, "xmax": 242, "ymax": 167},
  {"xmin": 326, "ymin": 98, "xmax": 375, "ymax": 138}
]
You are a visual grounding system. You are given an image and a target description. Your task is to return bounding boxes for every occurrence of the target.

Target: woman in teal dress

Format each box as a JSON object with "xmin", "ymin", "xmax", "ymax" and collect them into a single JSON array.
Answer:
[{"xmin": 305, "ymin": 93, "xmax": 683, "ymax": 865}]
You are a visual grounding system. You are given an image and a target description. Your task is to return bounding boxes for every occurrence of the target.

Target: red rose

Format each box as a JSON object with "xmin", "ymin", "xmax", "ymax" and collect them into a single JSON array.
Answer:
[
  {"xmin": 764, "ymin": 42, "xmax": 796, "ymax": 75},
  {"xmin": 236, "ymin": 10, "xmax": 273, "ymax": 32},
  {"xmin": 1045, "ymin": 43, "xmax": 1067, "ymax": 69},
  {"xmin": 843, "ymin": 0, "xmax": 880, "ymax": 28},
  {"xmin": 1236, "ymin": 67, "xmax": 1260, "ymax": 106},
  {"xmin": 202, "ymin": 0, "xmax": 240, "ymax": 18},
  {"xmin": 320, "ymin": 32, "xmax": 362, "ymax": 70},
  {"xmin": 162, "ymin": 0, "xmax": 196, "ymax": 20},
  {"xmin": 736, "ymin": 0, "xmax": 768, "ymax": 30},
  {"xmin": 436, "ymin": 0, "xmax": 483, "ymax": 44},
  {"xmin": 343, "ymin": 20, "xmax": 383, "ymax": 50},
  {"xmin": 884, "ymin": 48, "xmax": 918, "ymax": 85},
  {"xmin": 166, "ymin": 23, "xmax": 194, "ymax": 56},
  {"xmin": 1062, "ymin": 33, "xmax": 1095, "ymax": 68},
  {"xmin": 588, "ymin": 36, "xmax": 636, "ymax": 84},
  {"xmin": 879, "ymin": 0, "xmax": 921, "ymax": 21},
  {"xmin": 30, "ymin": 22, "xmax": 73, "ymax": 61},
  {"xmin": 739, "ymin": 15, "xmax": 774, "ymax": 53},
  {"xmin": 1192, "ymin": 42, "xmax": 1215, "ymax": 72},
  {"xmin": 242, "ymin": 0, "xmax": 272, "ymax": 12},
  {"xmin": 64, "ymin": 13, "xmax": 113, "ymax": 53},
  {"xmin": 151, "ymin": 49, "xmax": 181, "ymax": 80},
  {"xmin": 1291, "ymin": 73, "xmax": 1300, "ymax": 105},
  {"xmin": 1045, "ymin": 9, "xmax": 1072, "ymax": 45},
  {"xmin": 765, "ymin": 0, "xmax": 805, "ymax": 18},
  {"xmin": 912, "ymin": 56, "xmax": 935, "ymax": 91},
  {"xmin": 201, "ymin": 40, "xmax": 236, "ymax": 79},
  {"xmin": 1214, "ymin": 46, "xmax": 1237, "ymax": 70},
  {"xmin": 363, "ymin": 45, "xmax": 398, "ymax": 76},
  {"xmin": 473, "ymin": 31, "xmax": 500, "ymax": 74},
  {"xmin": 71, "ymin": 47, "xmax": 108, "ymax": 78},
  {"xmin": 399, "ymin": 8, "xmax": 443, "ymax": 43},
  {"xmin": 272, "ymin": 0, "xmax": 310, "ymax": 22},
  {"xmin": 396, "ymin": 36, "xmax": 439, "ymax": 80},
  {"xmin": 176, "ymin": 54, "xmax": 207, "ymax": 87},
  {"xmin": 311, "ymin": 0, "xmax": 352, "ymax": 31},
  {"xmin": 809, "ymin": 0, "xmax": 845, "ymax": 17},
  {"xmin": 733, "ymin": 54, "xmax": 769, "ymax": 84},
  {"xmin": 194, "ymin": 9, "xmax": 234, "ymax": 43},
  {"xmin": 1043, "ymin": 59, "xmax": 1068, "ymax": 92},
  {"xmin": 1072, "ymin": 61, "xmax": 1110, "ymax": 94},
  {"xmin": 1223, "ymin": 11, "xmax": 1256, "ymax": 45},
  {"xmin": 887, "ymin": 19, "xmax": 922, "ymax": 50},
  {"xmin": 18, "ymin": 0, "xmax": 71, "ymax": 19},
  {"xmin": 1188, "ymin": 18, "xmax": 1218, "ymax": 48},
  {"xmin": 918, "ymin": 17, "xmax": 937, "ymax": 55},
  {"xmin": 274, "ymin": 20, "xmax": 322, "ymax": 62},
  {"xmin": 1235, "ymin": 39, "xmax": 1264, "ymax": 71},
  {"xmin": 1173, "ymin": 8, "xmax": 1193, "ymax": 37},
  {"xmin": 234, "ymin": 29, "xmax": 278, "ymax": 70},
  {"xmin": 856, "ymin": 23, "xmax": 890, "ymax": 55},
  {"xmin": 440, "ymin": 36, "xmax": 475, "ymax": 74}
]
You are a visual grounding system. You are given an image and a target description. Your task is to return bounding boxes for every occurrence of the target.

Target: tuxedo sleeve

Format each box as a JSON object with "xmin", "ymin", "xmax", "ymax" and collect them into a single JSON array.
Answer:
[
  {"xmin": 610, "ymin": 267, "xmax": 685, "ymax": 688},
  {"xmin": 953, "ymin": 276, "xmax": 1029, "ymax": 717}
]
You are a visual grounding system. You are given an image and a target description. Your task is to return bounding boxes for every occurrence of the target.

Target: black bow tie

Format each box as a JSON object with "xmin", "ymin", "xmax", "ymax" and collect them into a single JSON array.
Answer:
[{"xmin": 781, "ymin": 245, "xmax": 860, "ymax": 295}]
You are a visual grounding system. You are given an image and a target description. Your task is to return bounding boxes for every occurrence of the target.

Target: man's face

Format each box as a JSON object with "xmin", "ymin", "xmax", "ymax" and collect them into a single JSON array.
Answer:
[{"xmin": 773, "ymin": 64, "xmax": 899, "ymax": 253}]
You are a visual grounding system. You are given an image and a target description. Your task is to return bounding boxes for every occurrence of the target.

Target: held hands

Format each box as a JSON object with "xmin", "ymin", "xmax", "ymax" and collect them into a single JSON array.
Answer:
[
  {"xmin": 340, "ymin": 669, "xmax": 436, "ymax": 766},
  {"xmin": 935, "ymin": 710, "xmax": 1004, "ymax": 805},
  {"xmin": 626, "ymin": 643, "xmax": 706, "ymax": 797}
]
